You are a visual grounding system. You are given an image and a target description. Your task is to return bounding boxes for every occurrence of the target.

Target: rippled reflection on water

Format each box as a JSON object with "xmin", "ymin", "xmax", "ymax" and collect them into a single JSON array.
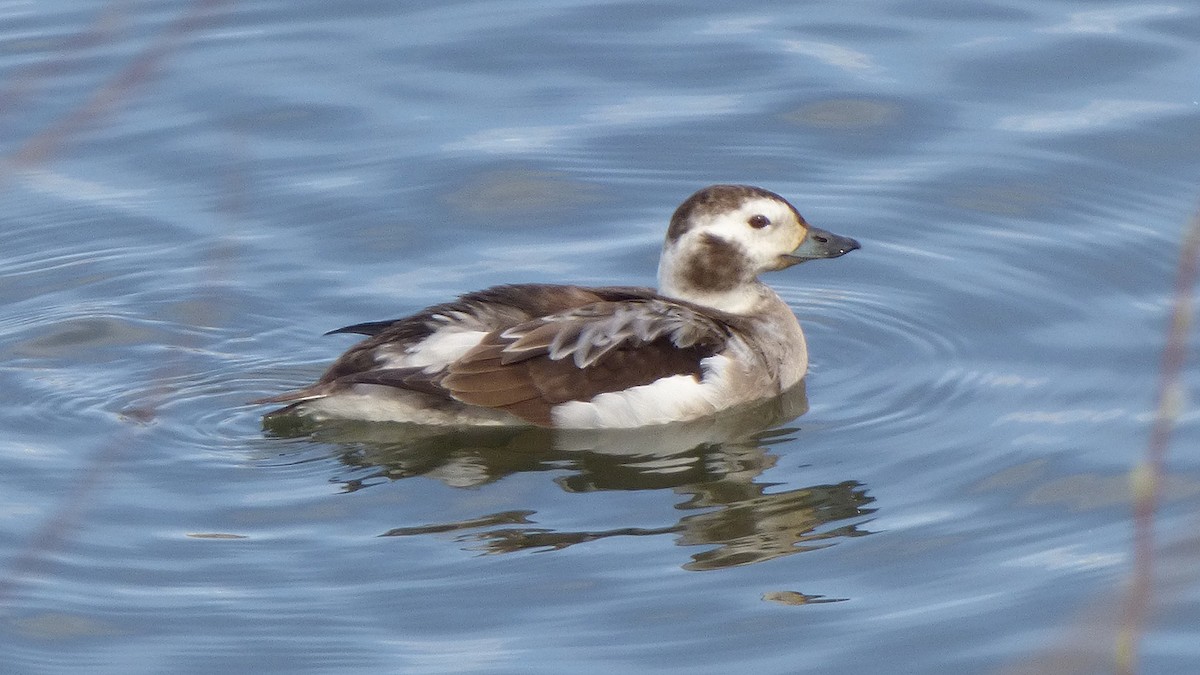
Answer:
[{"xmin": 266, "ymin": 385, "xmax": 875, "ymax": 571}]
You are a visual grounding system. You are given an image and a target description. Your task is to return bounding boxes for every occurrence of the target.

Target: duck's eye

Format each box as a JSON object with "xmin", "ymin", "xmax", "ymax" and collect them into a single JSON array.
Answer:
[{"xmin": 748, "ymin": 214, "xmax": 770, "ymax": 229}]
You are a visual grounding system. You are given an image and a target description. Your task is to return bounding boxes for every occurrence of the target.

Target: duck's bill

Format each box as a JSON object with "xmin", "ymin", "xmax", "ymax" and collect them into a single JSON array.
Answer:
[{"xmin": 781, "ymin": 226, "xmax": 861, "ymax": 265}]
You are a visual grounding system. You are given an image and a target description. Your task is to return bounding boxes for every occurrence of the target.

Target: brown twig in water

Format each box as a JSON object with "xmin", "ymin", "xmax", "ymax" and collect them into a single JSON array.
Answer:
[
  {"xmin": 996, "ymin": 206, "xmax": 1200, "ymax": 675},
  {"xmin": 1116, "ymin": 203, "xmax": 1200, "ymax": 674},
  {"xmin": 0, "ymin": 2, "xmax": 129, "ymax": 119},
  {"xmin": 0, "ymin": 437, "xmax": 129, "ymax": 604},
  {"xmin": 5, "ymin": 0, "xmax": 226, "ymax": 170},
  {"xmin": 0, "ymin": 0, "xmax": 228, "ymax": 605}
]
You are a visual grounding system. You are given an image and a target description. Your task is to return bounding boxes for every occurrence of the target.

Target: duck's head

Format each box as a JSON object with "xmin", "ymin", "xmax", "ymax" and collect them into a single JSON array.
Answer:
[{"xmin": 657, "ymin": 184, "xmax": 860, "ymax": 314}]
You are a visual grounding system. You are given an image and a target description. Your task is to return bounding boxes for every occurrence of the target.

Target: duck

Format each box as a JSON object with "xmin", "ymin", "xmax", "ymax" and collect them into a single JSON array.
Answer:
[{"xmin": 256, "ymin": 184, "xmax": 859, "ymax": 429}]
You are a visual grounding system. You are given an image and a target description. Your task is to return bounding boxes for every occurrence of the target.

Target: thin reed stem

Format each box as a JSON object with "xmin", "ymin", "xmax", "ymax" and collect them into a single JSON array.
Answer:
[{"xmin": 1116, "ymin": 204, "xmax": 1200, "ymax": 675}]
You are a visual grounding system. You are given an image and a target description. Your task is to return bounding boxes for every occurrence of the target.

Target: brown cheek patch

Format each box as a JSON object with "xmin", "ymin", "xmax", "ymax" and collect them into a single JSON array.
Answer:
[{"xmin": 679, "ymin": 233, "xmax": 750, "ymax": 294}]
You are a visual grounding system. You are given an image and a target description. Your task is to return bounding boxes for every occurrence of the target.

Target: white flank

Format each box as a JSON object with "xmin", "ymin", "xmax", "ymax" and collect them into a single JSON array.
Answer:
[{"xmin": 301, "ymin": 386, "xmax": 522, "ymax": 426}]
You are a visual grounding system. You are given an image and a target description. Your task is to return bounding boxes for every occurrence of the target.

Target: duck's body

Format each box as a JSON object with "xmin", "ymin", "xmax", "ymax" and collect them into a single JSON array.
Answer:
[{"xmin": 257, "ymin": 185, "xmax": 859, "ymax": 429}]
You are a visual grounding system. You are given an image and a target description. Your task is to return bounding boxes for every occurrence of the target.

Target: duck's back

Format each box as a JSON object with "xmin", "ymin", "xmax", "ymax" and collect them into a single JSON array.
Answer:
[{"xmin": 319, "ymin": 283, "xmax": 666, "ymax": 379}]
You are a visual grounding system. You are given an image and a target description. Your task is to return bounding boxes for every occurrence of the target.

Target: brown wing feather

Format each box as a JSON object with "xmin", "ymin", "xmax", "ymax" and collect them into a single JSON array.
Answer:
[
  {"xmin": 525, "ymin": 338, "xmax": 711, "ymax": 402},
  {"xmin": 441, "ymin": 301, "xmax": 728, "ymax": 425}
]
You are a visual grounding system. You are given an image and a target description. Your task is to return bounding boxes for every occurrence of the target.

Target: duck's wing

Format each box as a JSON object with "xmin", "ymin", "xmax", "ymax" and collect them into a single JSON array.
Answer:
[
  {"xmin": 254, "ymin": 284, "xmax": 662, "ymax": 405},
  {"xmin": 317, "ymin": 284, "xmax": 661, "ymax": 379},
  {"xmin": 436, "ymin": 298, "xmax": 732, "ymax": 426}
]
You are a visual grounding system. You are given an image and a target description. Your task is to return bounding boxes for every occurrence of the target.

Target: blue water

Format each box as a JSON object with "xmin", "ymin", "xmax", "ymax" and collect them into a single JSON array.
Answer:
[{"xmin": 3, "ymin": 1, "xmax": 1200, "ymax": 673}]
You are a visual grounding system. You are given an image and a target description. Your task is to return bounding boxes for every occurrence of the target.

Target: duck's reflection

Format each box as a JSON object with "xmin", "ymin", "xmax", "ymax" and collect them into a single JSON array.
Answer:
[{"xmin": 265, "ymin": 383, "xmax": 875, "ymax": 571}]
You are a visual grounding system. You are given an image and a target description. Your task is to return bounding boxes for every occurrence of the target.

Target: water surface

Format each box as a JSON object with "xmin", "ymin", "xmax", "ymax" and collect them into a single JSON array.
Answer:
[{"xmin": 3, "ymin": 1, "xmax": 1200, "ymax": 673}]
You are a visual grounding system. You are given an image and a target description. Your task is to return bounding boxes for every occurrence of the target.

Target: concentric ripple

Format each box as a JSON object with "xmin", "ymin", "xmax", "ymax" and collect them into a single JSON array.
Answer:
[{"xmin": 781, "ymin": 281, "xmax": 973, "ymax": 436}]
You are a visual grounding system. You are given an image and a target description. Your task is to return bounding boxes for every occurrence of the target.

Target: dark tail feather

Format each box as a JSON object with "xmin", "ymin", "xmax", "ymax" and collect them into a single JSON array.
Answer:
[{"xmin": 324, "ymin": 320, "xmax": 400, "ymax": 336}]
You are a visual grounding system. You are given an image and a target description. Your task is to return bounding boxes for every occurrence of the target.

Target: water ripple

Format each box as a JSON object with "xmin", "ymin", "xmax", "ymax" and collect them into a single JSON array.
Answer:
[{"xmin": 784, "ymin": 281, "xmax": 970, "ymax": 435}]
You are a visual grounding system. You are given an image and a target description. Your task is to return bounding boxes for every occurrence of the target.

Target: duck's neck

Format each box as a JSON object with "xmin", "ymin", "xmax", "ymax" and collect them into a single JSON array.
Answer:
[
  {"xmin": 657, "ymin": 261, "xmax": 775, "ymax": 316},
  {"xmin": 665, "ymin": 280, "xmax": 775, "ymax": 315}
]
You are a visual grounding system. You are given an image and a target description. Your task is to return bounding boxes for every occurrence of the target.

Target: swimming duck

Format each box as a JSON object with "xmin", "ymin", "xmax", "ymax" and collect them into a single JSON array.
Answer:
[{"xmin": 257, "ymin": 184, "xmax": 859, "ymax": 428}]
